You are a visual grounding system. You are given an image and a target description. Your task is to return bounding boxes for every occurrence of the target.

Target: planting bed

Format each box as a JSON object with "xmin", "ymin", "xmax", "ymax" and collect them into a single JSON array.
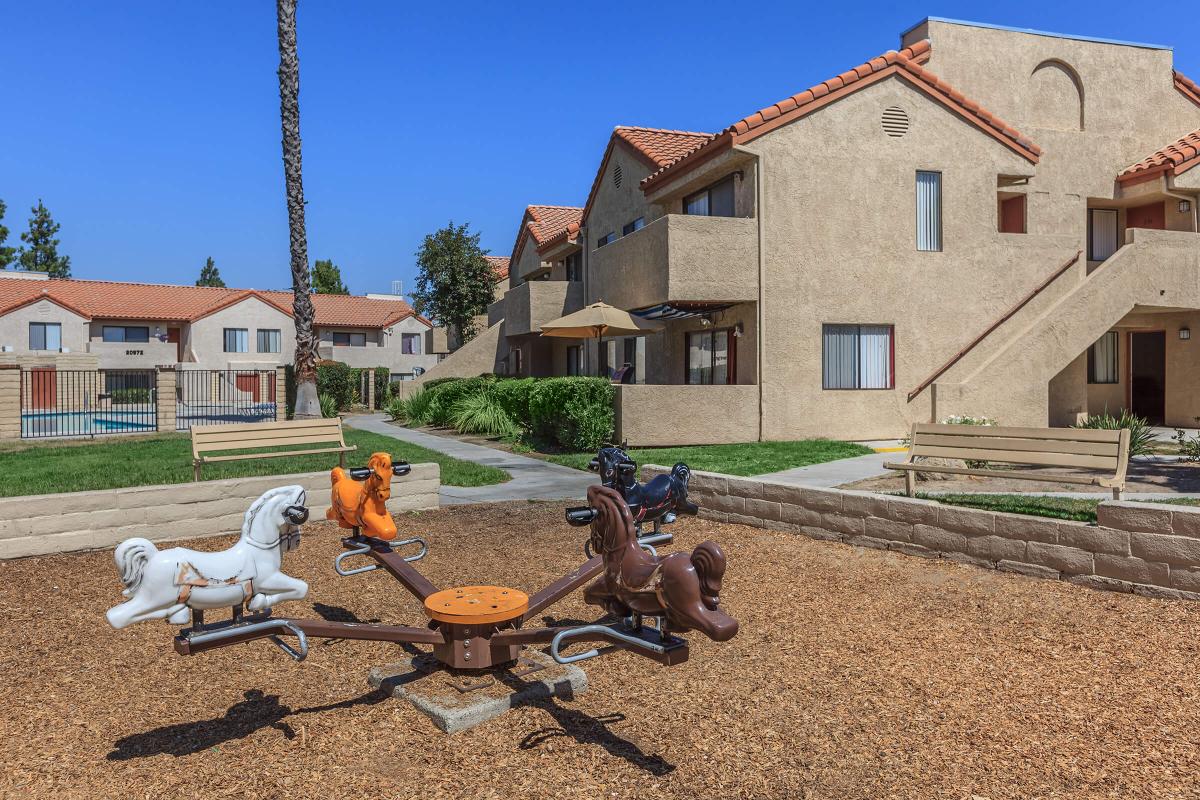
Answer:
[{"xmin": 2, "ymin": 502, "xmax": 1199, "ymax": 798}]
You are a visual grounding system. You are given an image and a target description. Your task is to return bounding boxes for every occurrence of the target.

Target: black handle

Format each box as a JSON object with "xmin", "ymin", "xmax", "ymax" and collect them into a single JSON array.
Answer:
[
  {"xmin": 618, "ymin": 462, "xmax": 636, "ymax": 474},
  {"xmin": 392, "ymin": 461, "xmax": 411, "ymax": 477},
  {"xmin": 588, "ymin": 459, "xmax": 599, "ymax": 471},
  {"xmin": 565, "ymin": 506, "xmax": 598, "ymax": 527},
  {"xmin": 348, "ymin": 467, "xmax": 372, "ymax": 480}
]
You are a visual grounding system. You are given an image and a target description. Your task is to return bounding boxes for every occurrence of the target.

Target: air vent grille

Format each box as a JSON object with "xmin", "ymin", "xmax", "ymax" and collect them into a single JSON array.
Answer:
[
  {"xmin": 613, "ymin": 162, "xmax": 623, "ymax": 188},
  {"xmin": 882, "ymin": 106, "xmax": 910, "ymax": 138}
]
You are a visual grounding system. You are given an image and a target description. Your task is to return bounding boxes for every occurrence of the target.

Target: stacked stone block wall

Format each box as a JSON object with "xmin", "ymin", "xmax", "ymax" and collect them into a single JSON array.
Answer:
[{"xmin": 645, "ymin": 465, "xmax": 1200, "ymax": 601}]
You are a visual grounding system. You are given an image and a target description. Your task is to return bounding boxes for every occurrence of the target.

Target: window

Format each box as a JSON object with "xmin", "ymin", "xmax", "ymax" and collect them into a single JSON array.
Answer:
[
  {"xmin": 999, "ymin": 194, "xmax": 1026, "ymax": 234},
  {"xmin": 596, "ymin": 232, "xmax": 617, "ymax": 248},
  {"xmin": 916, "ymin": 171, "xmax": 942, "ymax": 251},
  {"xmin": 510, "ymin": 347, "xmax": 523, "ymax": 376},
  {"xmin": 565, "ymin": 251, "xmax": 582, "ymax": 282},
  {"xmin": 29, "ymin": 322, "xmax": 61, "ymax": 351},
  {"xmin": 401, "ymin": 333, "xmax": 421, "ymax": 354},
  {"xmin": 683, "ymin": 176, "xmax": 735, "ymax": 217},
  {"xmin": 256, "ymin": 329, "xmax": 281, "ymax": 353},
  {"xmin": 686, "ymin": 329, "xmax": 734, "ymax": 385},
  {"xmin": 1088, "ymin": 208, "xmax": 1119, "ymax": 261},
  {"xmin": 102, "ymin": 326, "xmax": 149, "ymax": 343},
  {"xmin": 566, "ymin": 345, "xmax": 583, "ymax": 376},
  {"xmin": 623, "ymin": 337, "xmax": 638, "ymax": 383},
  {"xmin": 822, "ymin": 324, "xmax": 894, "ymax": 389},
  {"xmin": 622, "ymin": 217, "xmax": 644, "ymax": 236},
  {"xmin": 332, "ymin": 331, "xmax": 366, "ymax": 347},
  {"xmin": 223, "ymin": 328, "xmax": 249, "ymax": 353},
  {"xmin": 1088, "ymin": 331, "xmax": 1119, "ymax": 384}
]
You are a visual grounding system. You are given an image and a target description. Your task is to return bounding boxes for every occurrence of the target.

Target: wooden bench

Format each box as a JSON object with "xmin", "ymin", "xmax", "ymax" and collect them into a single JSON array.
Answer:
[
  {"xmin": 885, "ymin": 423, "xmax": 1130, "ymax": 499},
  {"xmin": 191, "ymin": 418, "xmax": 357, "ymax": 481}
]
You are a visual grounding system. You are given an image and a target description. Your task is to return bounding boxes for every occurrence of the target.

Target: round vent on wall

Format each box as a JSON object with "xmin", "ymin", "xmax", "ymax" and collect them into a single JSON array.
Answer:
[
  {"xmin": 613, "ymin": 162, "xmax": 623, "ymax": 188},
  {"xmin": 881, "ymin": 106, "xmax": 910, "ymax": 138}
]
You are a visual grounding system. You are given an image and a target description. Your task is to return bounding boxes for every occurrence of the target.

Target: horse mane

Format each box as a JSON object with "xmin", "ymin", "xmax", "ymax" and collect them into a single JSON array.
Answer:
[
  {"xmin": 242, "ymin": 485, "xmax": 299, "ymax": 538},
  {"xmin": 587, "ymin": 484, "xmax": 636, "ymax": 553}
]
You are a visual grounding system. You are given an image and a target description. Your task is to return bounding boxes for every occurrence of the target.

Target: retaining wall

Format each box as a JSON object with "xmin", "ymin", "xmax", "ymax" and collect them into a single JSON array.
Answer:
[
  {"xmin": 645, "ymin": 465, "xmax": 1200, "ymax": 601},
  {"xmin": 0, "ymin": 462, "xmax": 440, "ymax": 559}
]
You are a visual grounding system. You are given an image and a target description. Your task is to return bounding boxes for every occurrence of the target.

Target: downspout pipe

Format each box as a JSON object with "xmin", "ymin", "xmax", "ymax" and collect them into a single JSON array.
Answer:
[{"xmin": 752, "ymin": 153, "xmax": 765, "ymax": 442}]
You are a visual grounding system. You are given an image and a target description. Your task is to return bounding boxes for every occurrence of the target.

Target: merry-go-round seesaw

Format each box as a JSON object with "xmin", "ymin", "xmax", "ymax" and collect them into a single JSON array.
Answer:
[{"xmin": 105, "ymin": 445, "xmax": 738, "ymax": 710}]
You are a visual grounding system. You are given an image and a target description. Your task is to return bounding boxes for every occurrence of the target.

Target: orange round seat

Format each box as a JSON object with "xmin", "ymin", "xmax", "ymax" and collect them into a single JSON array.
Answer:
[{"xmin": 423, "ymin": 586, "xmax": 529, "ymax": 625}]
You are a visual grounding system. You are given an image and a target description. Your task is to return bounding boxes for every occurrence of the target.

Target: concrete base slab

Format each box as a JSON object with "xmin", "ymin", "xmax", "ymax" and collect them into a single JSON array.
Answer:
[{"xmin": 367, "ymin": 649, "xmax": 587, "ymax": 734}]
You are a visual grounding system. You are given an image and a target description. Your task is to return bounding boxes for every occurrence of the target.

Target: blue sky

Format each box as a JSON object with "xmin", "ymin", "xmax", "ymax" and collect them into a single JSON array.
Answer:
[{"xmin": 0, "ymin": 1, "xmax": 1196, "ymax": 296}]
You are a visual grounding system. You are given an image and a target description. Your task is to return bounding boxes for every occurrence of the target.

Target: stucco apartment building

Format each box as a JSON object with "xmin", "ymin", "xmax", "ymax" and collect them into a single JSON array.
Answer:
[
  {"xmin": 421, "ymin": 17, "xmax": 1200, "ymax": 444},
  {"xmin": 0, "ymin": 271, "xmax": 437, "ymax": 380}
]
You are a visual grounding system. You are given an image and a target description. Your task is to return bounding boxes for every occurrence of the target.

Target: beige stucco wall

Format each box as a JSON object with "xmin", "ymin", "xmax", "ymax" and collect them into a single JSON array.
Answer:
[
  {"xmin": 0, "ymin": 299, "xmax": 88, "ymax": 355},
  {"xmin": 318, "ymin": 315, "xmax": 438, "ymax": 375},
  {"xmin": 189, "ymin": 296, "xmax": 295, "ymax": 371},
  {"xmin": 615, "ymin": 384, "xmax": 759, "ymax": 446},
  {"xmin": 505, "ymin": 280, "xmax": 584, "ymax": 336}
]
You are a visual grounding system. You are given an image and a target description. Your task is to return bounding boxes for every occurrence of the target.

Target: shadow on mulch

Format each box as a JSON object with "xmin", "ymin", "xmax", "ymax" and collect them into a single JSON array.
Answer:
[
  {"xmin": 106, "ymin": 688, "xmax": 391, "ymax": 761},
  {"xmin": 516, "ymin": 703, "xmax": 676, "ymax": 777}
]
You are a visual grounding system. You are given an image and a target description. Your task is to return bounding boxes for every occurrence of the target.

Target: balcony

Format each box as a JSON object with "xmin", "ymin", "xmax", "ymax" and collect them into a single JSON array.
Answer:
[
  {"xmin": 588, "ymin": 214, "xmax": 758, "ymax": 311},
  {"xmin": 505, "ymin": 280, "xmax": 585, "ymax": 336}
]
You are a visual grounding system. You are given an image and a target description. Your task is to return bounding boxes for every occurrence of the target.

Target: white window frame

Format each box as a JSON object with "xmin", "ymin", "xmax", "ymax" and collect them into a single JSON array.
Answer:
[{"xmin": 916, "ymin": 170, "xmax": 942, "ymax": 252}]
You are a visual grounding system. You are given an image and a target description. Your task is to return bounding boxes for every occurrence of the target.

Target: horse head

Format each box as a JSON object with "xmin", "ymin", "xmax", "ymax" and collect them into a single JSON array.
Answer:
[
  {"xmin": 365, "ymin": 452, "xmax": 394, "ymax": 502},
  {"xmin": 586, "ymin": 484, "xmax": 638, "ymax": 559},
  {"xmin": 243, "ymin": 485, "xmax": 308, "ymax": 554},
  {"xmin": 591, "ymin": 444, "xmax": 637, "ymax": 491}
]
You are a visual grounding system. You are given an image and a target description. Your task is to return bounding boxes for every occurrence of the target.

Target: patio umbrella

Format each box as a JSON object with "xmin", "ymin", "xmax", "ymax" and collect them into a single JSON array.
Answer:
[{"xmin": 538, "ymin": 301, "xmax": 662, "ymax": 339}]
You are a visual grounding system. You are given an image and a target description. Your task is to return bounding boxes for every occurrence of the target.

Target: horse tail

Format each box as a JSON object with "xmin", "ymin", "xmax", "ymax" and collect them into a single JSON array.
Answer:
[
  {"xmin": 690, "ymin": 540, "xmax": 727, "ymax": 597},
  {"xmin": 671, "ymin": 462, "xmax": 699, "ymax": 515},
  {"xmin": 113, "ymin": 537, "xmax": 156, "ymax": 597},
  {"xmin": 330, "ymin": 466, "xmax": 346, "ymax": 488},
  {"xmin": 671, "ymin": 462, "xmax": 691, "ymax": 484}
]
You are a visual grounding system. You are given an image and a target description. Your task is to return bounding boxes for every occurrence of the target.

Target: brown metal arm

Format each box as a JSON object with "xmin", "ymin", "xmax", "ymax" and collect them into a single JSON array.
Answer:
[
  {"xmin": 520, "ymin": 554, "xmax": 604, "ymax": 623},
  {"xmin": 174, "ymin": 618, "xmax": 445, "ymax": 656}
]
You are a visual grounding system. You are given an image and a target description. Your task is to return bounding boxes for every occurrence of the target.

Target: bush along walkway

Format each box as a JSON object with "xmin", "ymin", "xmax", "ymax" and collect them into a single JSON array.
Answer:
[{"xmin": 344, "ymin": 414, "xmax": 596, "ymax": 505}]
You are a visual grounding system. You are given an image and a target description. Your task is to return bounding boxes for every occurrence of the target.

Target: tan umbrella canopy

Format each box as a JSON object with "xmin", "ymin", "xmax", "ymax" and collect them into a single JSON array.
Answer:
[{"xmin": 539, "ymin": 301, "xmax": 662, "ymax": 339}]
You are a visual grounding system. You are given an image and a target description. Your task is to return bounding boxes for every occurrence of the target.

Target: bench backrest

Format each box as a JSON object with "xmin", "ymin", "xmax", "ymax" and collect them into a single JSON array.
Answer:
[
  {"xmin": 909, "ymin": 423, "xmax": 1130, "ymax": 473},
  {"xmin": 191, "ymin": 417, "xmax": 347, "ymax": 458}
]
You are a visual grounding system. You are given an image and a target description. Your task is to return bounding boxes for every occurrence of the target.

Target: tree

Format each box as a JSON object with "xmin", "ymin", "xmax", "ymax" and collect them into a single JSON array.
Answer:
[
  {"xmin": 18, "ymin": 200, "xmax": 71, "ymax": 278},
  {"xmin": 0, "ymin": 200, "xmax": 15, "ymax": 269},
  {"xmin": 412, "ymin": 222, "xmax": 495, "ymax": 345},
  {"xmin": 311, "ymin": 258, "xmax": 348, "ymax": 294},
  {"xmin": 276, "ymin": 0, "xmax": 319, "ymax": 418},
  {"xmin": 196, "ymin": 256, "xmax": 226, "ymax": 287}
]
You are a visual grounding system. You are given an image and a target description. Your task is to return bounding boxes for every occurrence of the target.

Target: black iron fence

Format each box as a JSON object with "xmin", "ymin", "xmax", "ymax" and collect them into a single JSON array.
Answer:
[
  {"xmin": 175, "ymin": 369, "xmax": 277, "ymax": 430},
  {"xmin": 20, "ymin": 368, "xmax": 157, "ymax": 439}
]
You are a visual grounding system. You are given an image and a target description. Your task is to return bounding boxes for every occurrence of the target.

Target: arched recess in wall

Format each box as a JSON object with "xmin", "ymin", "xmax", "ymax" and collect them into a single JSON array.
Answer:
[{"xmin": 1029, "ymin": 59, "xmax": 1085, "ymax": 131}]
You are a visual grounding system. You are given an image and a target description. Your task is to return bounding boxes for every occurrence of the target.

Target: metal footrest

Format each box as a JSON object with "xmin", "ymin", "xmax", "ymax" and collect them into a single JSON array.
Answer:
[
  {"xmin": 182, "ymin": 615, "xmax": 309, "ymax": 662},
  {"xmin": 550, "ymin": 621, "xmax": 687, "ymax": 665},
  {"xmin": 584, "ymin": 531, "xmax": 672, "ymax": 560},
  {"xmin": 336, "ymin": 536, "xmax": 428, "ymax": 576}
]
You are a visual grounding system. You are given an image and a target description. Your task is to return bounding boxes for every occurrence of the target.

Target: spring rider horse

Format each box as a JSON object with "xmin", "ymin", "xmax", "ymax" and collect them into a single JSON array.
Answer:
[
  {"xmin": 327, "ymin": 451, "xmax": 411, "ymax": 541},
  {"xmin": 571, "ymin": 442, "xmax": 697, "ymax": 545}
]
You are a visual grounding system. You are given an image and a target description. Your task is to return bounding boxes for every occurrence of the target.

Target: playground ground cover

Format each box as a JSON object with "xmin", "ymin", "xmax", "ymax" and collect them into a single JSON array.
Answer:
[
  {"xmin": 0, "ymin": 428, "xmax": 508, "ymax": 496},
  {"xmin": 2, "ymin": 501, "xmax": 1198, "ymax": 798}
]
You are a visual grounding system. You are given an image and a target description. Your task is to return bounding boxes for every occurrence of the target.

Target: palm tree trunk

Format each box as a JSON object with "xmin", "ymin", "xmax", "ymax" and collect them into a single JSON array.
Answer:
[{"xmin": 277, "ymin": 0, "xmax": 320, "ymax": 418}]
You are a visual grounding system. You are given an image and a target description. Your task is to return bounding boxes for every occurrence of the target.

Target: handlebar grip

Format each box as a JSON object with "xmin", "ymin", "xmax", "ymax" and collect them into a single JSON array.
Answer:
[
  {"xmin": 392, "ymin": 461, "xmax": 411, "ymax": 477},
  {"xmin": 347, "ymin": 467, "xmax": 372, "ymax": 480},
  {"xmin": 565, "ymin": 506, "xmax": 598, "ymax": 527},
  {"xmin": 588, "ymin": 459, "xmax": 599, "ymax": 471},
  {"xmin": 618, "ymin": 462, "xmax": 637, "ymax": 474}
]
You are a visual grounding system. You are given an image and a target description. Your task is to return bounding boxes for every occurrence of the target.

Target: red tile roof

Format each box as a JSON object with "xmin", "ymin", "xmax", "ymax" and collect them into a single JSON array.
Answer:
[
  {"xmin": 485, "ymin": 255, "xmax": 510, "ymax": 283},
  {"xmin": 0, "ymin": 276, "xmax": 428, "ymax": 329},
  {"xmin": 641, "ymin": 39, "xmax": 1041, "ymax": 192},
  {"xmin": 578, "ymin": 127, "xmax": 714, "ymax": 227},
  {"xmin": 510, "ymin": 205, "xmax": 583, "ymax": 265},
  {"xmin": 1118, "ymin": 127, "xmax": 1200, "ymax": 184},
  {"xmin": 1176, "ymin": 71, "xmax": 1200, "ymax": 108}
]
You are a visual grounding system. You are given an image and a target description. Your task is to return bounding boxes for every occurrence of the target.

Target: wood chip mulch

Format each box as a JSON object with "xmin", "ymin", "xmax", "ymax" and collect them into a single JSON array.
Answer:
[{"xmin": 2, "ymin": 500, "xmax": 1199, "ymax": 799}]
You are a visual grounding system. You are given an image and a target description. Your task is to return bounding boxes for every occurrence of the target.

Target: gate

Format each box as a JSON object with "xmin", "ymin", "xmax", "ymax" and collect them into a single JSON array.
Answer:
[
  {"xmin": 20, "ymin": 368, "xmax": 157, "ymax": 439},
  {"xmin": 175, "ymin": 369, "xmax": 277, "ymax": 430}
]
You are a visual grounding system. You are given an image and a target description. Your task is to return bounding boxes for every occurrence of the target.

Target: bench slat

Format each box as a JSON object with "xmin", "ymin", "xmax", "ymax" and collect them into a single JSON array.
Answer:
[
  {"xmin": 195, "ymin": 433, "xmax": 350, "ymax": 454},
  {"xmin": 912, "ymin": 423, "xmax": 1121, "ymax": 443},
  {"xmin": 910, "ymin": 444, "xmax": 1118, "ymax": 469},
  {"xmin": 912, "ymin": 434, "xmax": 1120, "ymax": 457},
  {"xmin": 198, "ymin": 445, "xmax": 356, "ymax": 464},
  {"xmin": 883, "ymin": 462, "xmax": 1104, "ymax": 485},
  {"xmin": 191, "ymin": 417, "xmax": 342, "ymax": 435},
  {"xmin": 193, "ymin": 426, "xmax": 346, "ymax": 447}
]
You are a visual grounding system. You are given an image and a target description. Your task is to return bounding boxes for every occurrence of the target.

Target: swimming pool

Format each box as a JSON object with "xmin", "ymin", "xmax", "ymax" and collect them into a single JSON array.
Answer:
[{"xmin": 21, "ymin": 410, "xmax": 158, "ymax": 438}]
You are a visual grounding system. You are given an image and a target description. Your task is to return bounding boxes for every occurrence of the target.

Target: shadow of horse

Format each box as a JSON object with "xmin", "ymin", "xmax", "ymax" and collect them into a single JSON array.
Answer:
[{"xmin": 107, "ymin": 688, "xmax": 389, "ymax": 760}]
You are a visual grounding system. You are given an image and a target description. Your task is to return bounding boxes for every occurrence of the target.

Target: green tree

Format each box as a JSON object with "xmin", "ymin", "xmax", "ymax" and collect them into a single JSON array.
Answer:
[
  {"xmin": 195, "ymin": 256, "xmax": 226, "ymax": 287},
  {"xmin": 276, "ymin": 0, "xmax": 319, "ymax": 418},
  {"xmin": 0, "ymin": 200, "xmax": 15, "ymax": 269},
  {"xmin": 18, "ymin": 200, "xmax": 71, "ymax": 278},
  {"xmin": 311, "ymin": 258, "xmax": 349, "ymax": 294},
  {"xmin": 412, "ymin": 222, "xmax": 494, "ymax": 345}
]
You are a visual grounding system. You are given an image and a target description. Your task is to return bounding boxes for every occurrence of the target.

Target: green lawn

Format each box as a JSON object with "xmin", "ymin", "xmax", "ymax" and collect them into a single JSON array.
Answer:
[
  {"xmin": 913, "ymin": 492, "xmax": 1200, "ymax": 523},
  {"xmin": 546, "ymin": 439, "xmax": 874, "ymax": 477},
  {"xmin": 0, "ymin": 428, "xmax": 508, "ymax": 497}
]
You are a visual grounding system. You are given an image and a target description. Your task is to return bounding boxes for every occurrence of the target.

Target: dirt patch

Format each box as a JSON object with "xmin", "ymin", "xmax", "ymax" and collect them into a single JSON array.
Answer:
[
  {"xmin": 844, "ymin": 459, "xmax": 1200, "ymax": 494},
  {"xmin": 2, "ymin": 501, "xmax": 1199, "ymax": 798}
]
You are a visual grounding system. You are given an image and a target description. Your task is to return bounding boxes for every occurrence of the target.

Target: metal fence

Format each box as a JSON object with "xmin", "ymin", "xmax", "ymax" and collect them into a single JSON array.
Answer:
[
  {"xmin": 20, "ymin": 368, "xmax": 157, "ymax": 439},
  {"xmin": 175, "ymin": 369, "xmax": 277, "ymax": 430}
]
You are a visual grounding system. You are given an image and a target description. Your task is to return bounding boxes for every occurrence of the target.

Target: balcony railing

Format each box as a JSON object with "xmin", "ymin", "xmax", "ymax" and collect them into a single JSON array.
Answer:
[
  {"xmin": 505, "ymin": 280, "xmax": 585, "ymax": 336},
  {"xmin": 589, "ymin": 214, "xmax": 758, "ymax": 311}
]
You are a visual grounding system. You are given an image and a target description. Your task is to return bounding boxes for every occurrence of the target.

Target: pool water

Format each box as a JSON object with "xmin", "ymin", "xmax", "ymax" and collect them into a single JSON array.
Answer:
[{"xmin": 21, "ymin": 410, "xmax": 158, "ymax": 438}]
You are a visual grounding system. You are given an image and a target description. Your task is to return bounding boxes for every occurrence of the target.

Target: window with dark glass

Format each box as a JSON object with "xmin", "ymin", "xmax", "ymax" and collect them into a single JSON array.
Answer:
[
  {"xmin": 686, "ymin": 329, "xmax": 734, "ymax": 385},
  {"xmin": 565, "ymin": 251, "xmax": 582, "ymax": 281},
  {"xmin": 1088, "ymin": 331, "xmax": 1119, "ymax": 384},
  {"xmin": 29, "ymin": 322, "xmax": 61, "ymax": 351},
  {"xmin": 332, "ymin": 331, "xmax": 367, "ymax": 347},
  {"xmin": 683, "ymin": 176, "xmax": 735, "ymax": 217},
  {"xmin": 622, "ymin": 217, "xmax": 644, "ymax": 235},
  {"xmin": 223, "ymin": 328, "xmax": 249, "ymax": 353},
  {"xmin": 102, "ymin": 325, "xmax": 150, "ymax": 343},
  {"xmin": 822, "ymin": 324, "xmax": 894, "ymax": 389},
  {"xmin": 596, "ymin": 232, "xmax": 616, "ymax": 248},
  {"xmin": 566, "ymin": 345, "xmax": 583, "ymax": 376},
  {"xmin": 256, "ymin": 329, "xmax": 281, "ymax": 353}
]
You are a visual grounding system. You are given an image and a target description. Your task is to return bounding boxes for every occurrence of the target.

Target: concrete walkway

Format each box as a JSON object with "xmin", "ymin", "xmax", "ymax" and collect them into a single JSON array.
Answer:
[
  {"xmin": 755, "ymin": 451, "xmax": 894, "ymax": 488},
  {"xmin": 343, "ymin": 414, "xmax": 595, "ymax": 505}
]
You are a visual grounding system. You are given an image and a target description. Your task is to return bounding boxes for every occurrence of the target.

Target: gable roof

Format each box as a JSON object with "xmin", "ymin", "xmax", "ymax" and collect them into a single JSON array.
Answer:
[
  {"xmin": 579, "ymin": 126, "xmax": 713, "ymax": 227},
  {"xmin": 0, "ymin": 276, "xmax": 428, "ymax": 329},
  {"xmin": 1118, "ymin": 127, "xmax": 1200, "ymax": 184},
  {"xmin": 485, "ymin": 255, "xmax": 510, "ymax": 283},
  {"xmin": 641, "ymin": 39, "xmax": 1042, "ymax": 192},
  {"xmin": 1175, "ymin": 71, "xmax": 1200, "ymax": 108},
  {"xmin": 509, "ymin": 205, "xmax": 583, "ymax": 265}
]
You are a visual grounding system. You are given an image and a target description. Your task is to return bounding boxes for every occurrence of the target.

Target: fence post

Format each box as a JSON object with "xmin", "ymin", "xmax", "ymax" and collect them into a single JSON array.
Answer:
[
  {"xmin": 0, "ymin": 366, "xmax": 20, "ymax": 440},
  {"xmin": 366, "ymin": 369, "xmax": 376, "ymax": 410},
  {"xmin": 275, "ymin": 366, "xmax": 287, "ymax": 421},
  {"xmin": 155, "ymin": 367, "xmax": 177, "ymax": 433}
]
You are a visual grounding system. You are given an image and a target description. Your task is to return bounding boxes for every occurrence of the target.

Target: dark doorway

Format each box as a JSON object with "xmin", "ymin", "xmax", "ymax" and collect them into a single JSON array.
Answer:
[{"xmin": 1130, "ymin": 331, "xmax": 1166, "ymax": 424}]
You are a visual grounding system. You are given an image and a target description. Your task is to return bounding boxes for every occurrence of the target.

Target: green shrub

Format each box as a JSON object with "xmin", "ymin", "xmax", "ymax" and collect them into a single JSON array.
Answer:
[
  {"xmin": 374, "ymin": 367, "xmax": 392, "ymax": 409},
  {"xmin": 316, "ymin": 362, "xmax": 357, "ymax": 410},
  {"xmin": 451, "ymin": 390, "xmax": 518, "ymax": 438},
  {"xmin": 491, "ymin": 378, "xmax": 535, "ymax": 424},
  {"xmin": 110, "ymin": 387, "xmax": 151, "ymax": 404},
  {"xmin": 1074, "ymin": 409, "xmax": 1155, "ymax": 457},
  {"xmin": 528, "ymin": 377, "xmax": 614, "ymax": 451},
  {"xmin": 423, "ymin": 376, "xmax": 495, "ymax": 427},
  {"xmin": 318, "ymin": 393, "xmax": 338, "ymax": 418}
]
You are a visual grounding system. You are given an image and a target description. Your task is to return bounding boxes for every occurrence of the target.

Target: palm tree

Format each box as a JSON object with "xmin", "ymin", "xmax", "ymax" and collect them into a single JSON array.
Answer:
[{"xmin": 276, "ymin": 0, "xmax": 319, "ymax": 417}]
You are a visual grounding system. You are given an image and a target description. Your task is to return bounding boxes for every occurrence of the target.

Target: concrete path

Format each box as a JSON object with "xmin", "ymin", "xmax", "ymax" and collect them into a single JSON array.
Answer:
[
  {"xmin": 754, "ymin": 451, "xmax": 894, "ymax": 488},
  {"xmin": 343, "ymin": 414, "xmax": 595, "ymax": 505}
]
